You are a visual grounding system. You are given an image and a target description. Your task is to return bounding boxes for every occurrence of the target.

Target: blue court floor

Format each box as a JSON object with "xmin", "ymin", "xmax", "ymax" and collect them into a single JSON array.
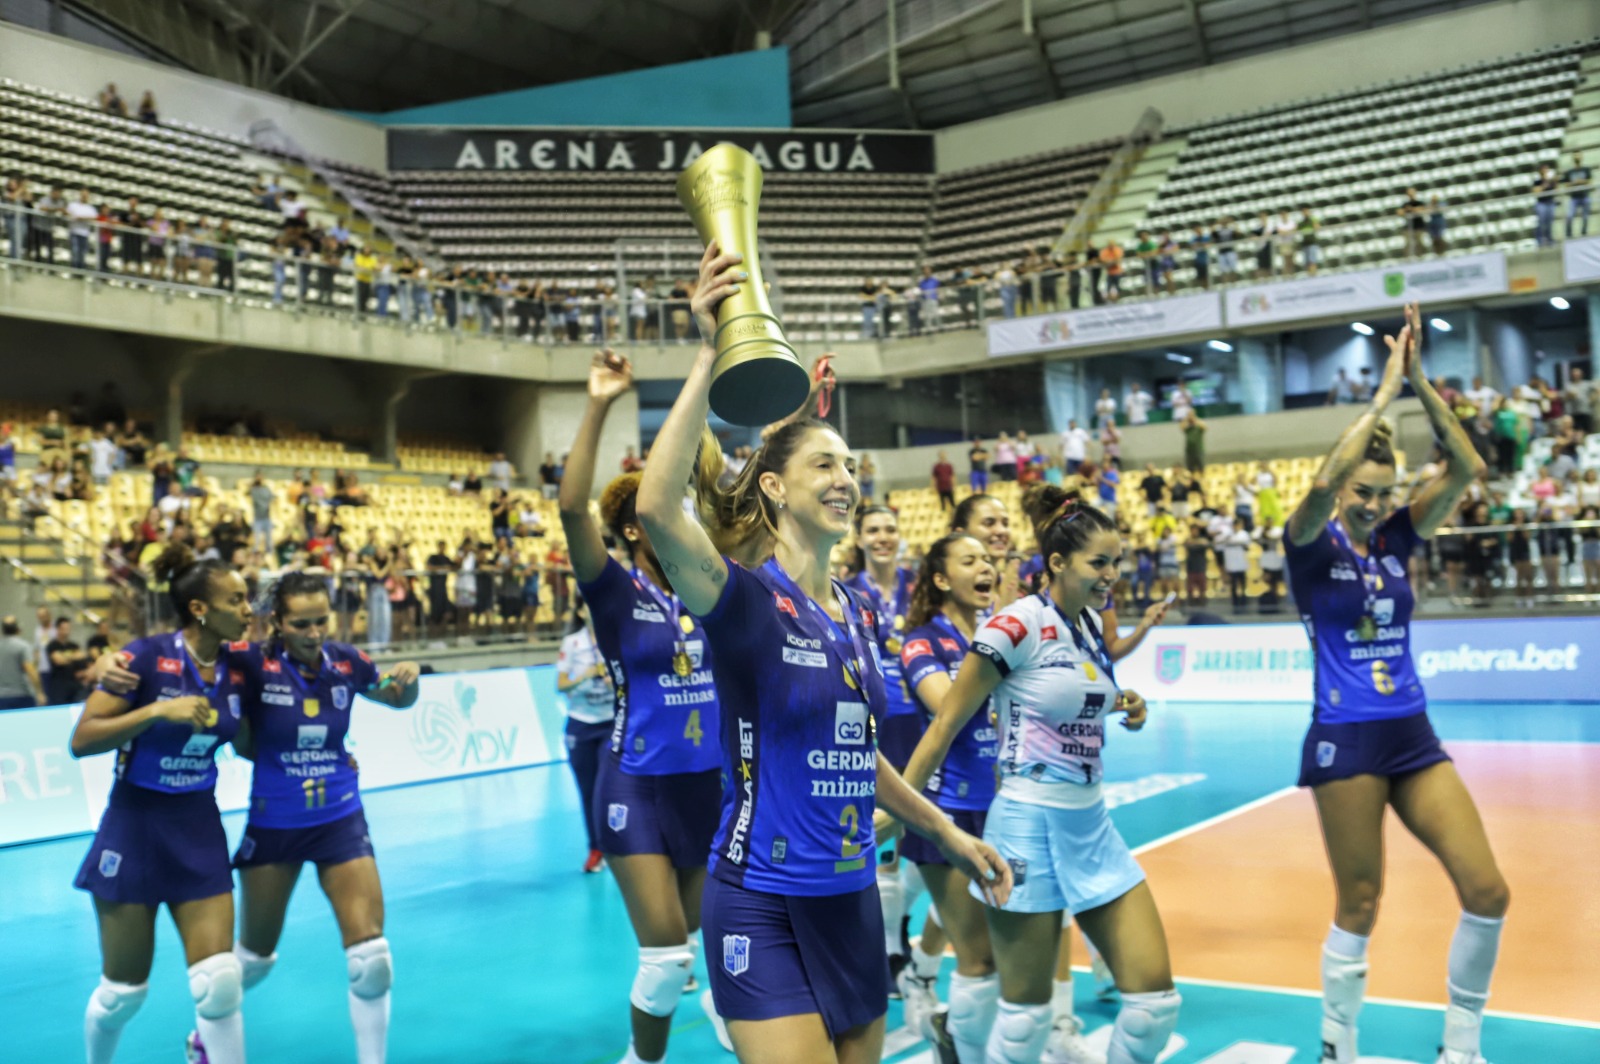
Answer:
[{"xmin": 3, "ymin": 699, "xmax": 1597, "ymax": 1063}]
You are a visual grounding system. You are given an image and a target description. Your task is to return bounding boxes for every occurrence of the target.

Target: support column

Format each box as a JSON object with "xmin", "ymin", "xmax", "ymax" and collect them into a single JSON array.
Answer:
[
  {"xmin": 1236, "ymin": 336, "xmax": 1283, "ymax": 415},
  {"xmin": 1589, "ymin": 293, "xmax": 1600, "ymax": 373},
  {"xmin": 131, "ymin": 340, "xmax": 227, "ymax": 447},
  {"xmin": 354, "ymin": 366, "xmax": 442, "ymax": 467},
  {"xmin": 1042, "ymin": 358, "xmax": 1085, "ymax": 435}
]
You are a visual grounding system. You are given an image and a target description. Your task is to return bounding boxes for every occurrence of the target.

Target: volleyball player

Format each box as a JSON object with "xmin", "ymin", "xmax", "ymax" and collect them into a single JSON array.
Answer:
[
  {"xmin": 843, "ymin": 505, "xmax": 924, "ymax": 985},
  {"xmin": 203, "ymin": 572, "xmax": 419, "ymax": 1064},
  {"xmin": 1286, "ymin": 305, "xmax": 1508, "ymax": 1064},
  {"xmin": 912, "ymin": 486, "xmax": 1179, "ymax": 1064},
  {"xmin": 560, "ymin": 349, "xmax": 724, "ymax": 1064},
  {"xmin": 69, "ymin": 543, "xmax": 253, "ymax": 1064},
  {"xmin": 556, "ymin": 593, "xmax": 615, "ymax": 874},
  {"xmin": 636, "ymin": 239, "xmax": 1009, "ymax": 1064},
  {"xmin": 896, "ymin": 532, "xmax": 1007, "ymax": 1063}
]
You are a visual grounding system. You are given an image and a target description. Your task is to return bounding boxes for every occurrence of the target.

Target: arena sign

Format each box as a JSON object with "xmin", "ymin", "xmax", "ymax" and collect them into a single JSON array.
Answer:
[
  {"xmin": 1563, "ymin": 233, "xmax": 1600, "ymax": 283},
  {"xmin": 387, "ymin": 128, "xmax": 936, "ymax": 173},
  {"xmin": 986, "ymin": 292, "xmax": 1224, "ymax": 358},
  {"xmin": 1225, "ymin": 250, "xmax": 1508, "ymax": 327}
]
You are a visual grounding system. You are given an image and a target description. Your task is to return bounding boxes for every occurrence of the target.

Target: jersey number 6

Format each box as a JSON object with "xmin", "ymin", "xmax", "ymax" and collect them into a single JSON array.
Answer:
[{"xmin": 1371, "ymin": 660, "xmax": 1395, "ymax": 696}]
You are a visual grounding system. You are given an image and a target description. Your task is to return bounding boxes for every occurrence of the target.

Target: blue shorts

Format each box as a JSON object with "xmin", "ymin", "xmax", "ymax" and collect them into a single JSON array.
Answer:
[
  {"xmin": 976, "ymin": 795, "xmax": 1145, "ymax": 915},
  {"xmin": 1298, "ymin": 710, "xmax": 1450, "ymax": 788},
  {"xmin": 702, "ymin": 875, "xmax": 888, "ymax": 1036},
  {"xmin": 593, "ymin": 754, "xmax": 721, "ymax": 868},
  {"xmin": 901, "ymin": 806, "xmax": 986, "ymax": 867},
  {"xmin": 234, "ymin": 807, "xmax": 375, "ymax": 869},
  {"xmin": 877, "ymin": 712, "xmax": 926, "ymax": 772},
  {"xmin": 74, "ymin": 783, "xmax": 234, "ymax": 907}
]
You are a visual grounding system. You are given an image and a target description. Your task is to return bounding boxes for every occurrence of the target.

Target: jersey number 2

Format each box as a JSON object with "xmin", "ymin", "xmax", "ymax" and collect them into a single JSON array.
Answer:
[{"xmin": 835, "ymin": 804, "xmax": 865, "ymax": 873}]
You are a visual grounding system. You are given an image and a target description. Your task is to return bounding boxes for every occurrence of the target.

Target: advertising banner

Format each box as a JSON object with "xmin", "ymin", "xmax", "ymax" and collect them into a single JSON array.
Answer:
[
  {"xmin": 388, "ymin": 128, "xmax": 935, "ymax": 173},
  {"xmin": 1117, "ymin": 616, "xmax": 1598, "ymax": 705},
  {"xmin": 1225, "ymin": 251, "xmax": 1508, "ymax": 327},
  {"xmin": 1, "ymin": 665, "xmax": 572, "ymax": 849},
  {"xmin": 987, "ymin": 293, "xmax": 1224, "ymax": 359},
  {"xmin": 1563, "ymin": 234, "xmax": 1600, "ymax": 284}
]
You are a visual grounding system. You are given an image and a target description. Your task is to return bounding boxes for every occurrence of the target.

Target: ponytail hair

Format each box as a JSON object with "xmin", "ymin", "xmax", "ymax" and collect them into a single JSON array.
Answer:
[
  {"xmin": 905, "ymin": 533, "xmax": 983, "ymax": 629},
  {"xmin": 1021, "ymin": 483, "xmax": 1117, "ymax": 581},
  {"xmin": 949, "ymin": 493, "xmax": 1000, "ymax": 535},
  {"xmin": 694, "ymin": 418, "xmax": 834, "ymax": 567},
  {"xmin": 151, "ymin": 542, "xmax": 230, "ymax": 627},
  {"xmin": 1365, "ymin": 420, "xmax": 1396, "ymax": 467},
  {"xmin": 262, "ymin": 570, "xmax": 331, "ymax": 654}
]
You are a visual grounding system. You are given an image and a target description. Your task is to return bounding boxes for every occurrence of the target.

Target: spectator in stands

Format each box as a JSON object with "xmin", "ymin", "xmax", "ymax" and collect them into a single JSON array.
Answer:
[
  {"xmin": 1533, "ymin": 163, "xmax": 1559, "ymax": 248},
  {"xmin": 1427, "ymin": 196, "xmax": 1448, "ymax": 256},
  {"xmin": 114, "ymin": 419, "xmax": 146, "ymax": 468},
  {"xmin": 145, "ymin": 207, "xmax": 170, "ymax": 278},
  {"xmin": 628, "ymin": 279, "xmax": 650, "ymax": 341},
  {"xmin": 538, "ymin": 452, "xmax": 561, "ymax": 500},
  {"xmin": 1213, "ymin": 215, "xmax": 1240, "ymax": 284},
  {"xmin": 247, "ymin": 471, "xmax": 274, "ymax": 550},
  {"xmin": 65, "ymin": 189, "xmax": 97, "ymax": 271},
  {"xmin": 1100, "ymin": 419, "xmax": 1121, "ymax": 469},
  {"xmin": 901, "ymin": 278, "xmax": 923, "ymax": 335},
  {"xmin": 1099, "ymin": 241, "xmax": 1124, "ymax": 301},
  {"xmin": 486, "ymin": 452, "xmax": 513, "ymax": 491},
  {"xmin": 30, "ymin": 184, "xmax": 63, "ymax": 265},
  {"xmin": 990, "ymin": 431, "xmax": 1017, "ymax": 482},
  {"xmin": 0, "ymin": 615, "xmax": 46, "ymax": 709},
  {"xmin": 170, "ymin": 219, "xmax": 192, "ymax": 283},
  {"xmin": 3, "ymin": 175, "xmax": 26, "ymax": 258},
  {"xmin": 995, "ymin": 260, "xmax": 1020, "ymax": 318},
  {"xmin": 375, "ymin": 255, "xmax": 396, "ymax": 318},
  {"xmin": 1139, "ymin": 464, "xmax": 1166, "ymax": 517},
  {"xmin": 1221, "ymin": 524, "xmax": 1251, "ymax": 609},
  {"xmin": 1252, "ymin": 211, "xmax": 1273, "ymax": 278},
  {"xmin": 1465, "ymin": 375, "xmax": 1499, "ymax": 416},
  {"xmin": 1566, "ymin": 152, "xmax": 1592, "ymax": 239},
  {"xmin": 44, "ymin": 616, "xmax": 89, "ymax": 705},
  {"xmin": 1094, "ymin": 387, "xmax": 1117, "ymax": 429},
  {"xmin": 94, "ymin": 200, "xmax": 116, "ymax": 272},
  {"xmin": 463, "ymin": 468, "xmax": 484, "ymax": 495},
  {"xmin": 1398, "ymin": 187, "xmax": 1427, "ymax": 258},
  {"xmin": 1059, "ymin": 419, "xmax": 1090, "ymax": 475},
  {"xmin": 280, "ymin": 189, "xmax": 307, "ymax": 228},
  {"xmin": 1181, "ymin": 411, "xmax": 1207, "ymax": 473},
  {"xmin": 136, "ymin": 90, "xmax": 158, "ymax": 124},
  {"xmin": 1272, "ymin": 209, "xmax": 1297, "ymax": 275},
  {"xmin": 1353, "ymin": 367, "xmax": 1375, "ymax": 404},
  {"xmin": 1564, "ymin": 366, "xmax": 1592, "ymax": 435},
  {"xmin": 1059, "ymin": 249, "xmax": 1084, "ymax": 309},
  {"xmin": 99, "ymin": 83, "xmax": 127, "ymax": 117},
  {"xmin": 88, "ymin": 424, "xmax": 117, "ymax": 486},
  {"xmin": 37, "ymin": 408, "xmax": 65, "ymax": 453},
  {"xmin": 353, "ymin": 245, "xmax": 377, "ymax": 315},
  {"xmin": 1189, "ymin": 225, "xmax": 1211, "ymax": 290},
  {"xmin": 1134, "ymin": 229, "xmax": 1159, "ymax": 291},
  {"xmin": 670, "ymin": 278, "xmax": 694, "ymax": 342},
  {"xmin": 1156, "ymin": 231, "xmax": 1180, "ymax": 294},
  {"xmin": 927, "ymin": 450, "xmax": 956, "ymax": 511},
  {"xmin": 857, "ymin": 453, "xmax": 876, "ymax": 503},
  {"xmin": 916, "ymin": 264, "xmax": 941, "ymax": 330},
  {"xmin": 192, "ymin": 217, "xmax": 217, "ymax": 286},
  {"xmin": 1124, "ymin": 381, "xmax": 1153, "ymax": 426},
  {"xmin": 1327, "ymin": 368, "xmax": 1356, "ymax": 405},
  {"xmin": 214, "ymin": 220, "xmax": 237, "ymax": 291},
  {"xmin": 618, "ymin": 446, "xmax": 643, "ymax": 475},
  {"xmin": 968, "ymin": 438, "xmax": 989, "ymax": 492},
  {"xmin": 1298, "ymin": 208, "xmax": 1321, "ymax": 275}
]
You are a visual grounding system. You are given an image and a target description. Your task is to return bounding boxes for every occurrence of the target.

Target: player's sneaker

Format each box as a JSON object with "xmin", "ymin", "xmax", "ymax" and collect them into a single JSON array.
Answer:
[
  {"xmin": 702, "ymin": 989, "xmax": 733, "ymax": 1053},
  {"xmin": 1319, "ymin": 1018, "xmax": 1358, "ymax": 1063},
  {"xmin": 1042, "ymin": 1013, "xmax": 1105, "ymax": 1064},
  {"xmin": 1435, "ymin": 1049, "xmax": 1491, "ymax": 1064},
  {"xmin": 184, "ymin": 1031, "xmax": 209, "ymax": 1064},
  {"xmin": 685, "ymin": 972, "xmax": 699, "ymax": 993},
  {"xmin": 925, "ymin": 1007, "xmax": 959, "ymax": 1064},
  {"xmin": 583, "ymin": 849, "xmax": 604, "ymax": 873},
  {"xmin": 897, "ymin": 966, "xmax": 942, "ymax": 1042},
  {"xmin": 887, "ymin": 952, "xmax": 908, "ymax": 999},
  {"xmin": 1090, "ymin": 954, "xmax": 1117, "ymax": 1000}
]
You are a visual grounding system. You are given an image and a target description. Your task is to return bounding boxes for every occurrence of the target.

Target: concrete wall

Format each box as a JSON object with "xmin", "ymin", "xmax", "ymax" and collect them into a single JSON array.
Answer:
[
  {"xmin": 935, "ymin": 0, "xmax": 1600, "ymax": 172},
  {"xmin": 0, "ymin": 21, "xmax": 386, "ymax": 169}
]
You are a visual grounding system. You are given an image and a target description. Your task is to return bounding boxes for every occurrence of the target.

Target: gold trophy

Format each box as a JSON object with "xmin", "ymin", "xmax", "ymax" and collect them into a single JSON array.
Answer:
[{"xmin": 676, "ymin": 143, "xmax": 811, "ymax": 427}]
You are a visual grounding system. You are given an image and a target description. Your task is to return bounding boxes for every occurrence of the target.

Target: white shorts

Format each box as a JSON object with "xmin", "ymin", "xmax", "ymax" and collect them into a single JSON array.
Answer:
[{"xmin": 973, "ymin": 795, "xmax": 1145, "ymax": 915}]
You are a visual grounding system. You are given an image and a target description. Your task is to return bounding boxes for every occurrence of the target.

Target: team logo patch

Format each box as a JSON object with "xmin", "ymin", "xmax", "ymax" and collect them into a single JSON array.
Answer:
[
  {"xmin": 1155, "ymin": 645, "xmax": 1186, "ymax": 684},
  {"xmin": 298, "ymin": 724, "xmax": 328, "ymax": 749},
  {"xmin": 834, "ymin": 702, "xmax": 868, "ymax": 746},
  {"xmin": 227, "ymin": 694, "xmax": 241, "ymax": 718},
  {"xmin": 237, "ymin": 836, "xmax": 256, "ymax": 861},
  {"xmin": 722, "ymin": 934, "xmax": 751, "ymax": 977},
  {"xmin": 607, "ymin": 803, "xmax": 628, "ymax": 832},
  {"xmin": 1006, "ymin": 857, "xmax": 1027, "ymax": 885},
  {"xmin": 180, "ymin": 734, "xmax": 219, "ymax": 757},
  {"xmin": 901, "ymin": 638, "xmax": 933, "ymax": 666},
  {"xmin": 773, "ymin": 593, "xmax": 798, "ymax": 619},
  {"xmin": 1372, "ymin": 598, "xmax": 1395, "ymax": 626},
  {"xmin": 98, "ymin": 850, "xmax": 123, "ymax": 878},
  {"xmin": 986, "ymin": 614, "xmax": 1028, "ymax": 647},
  {"xmin": 332, "ymin": 686, "xmax": 351, "ymax": 711},
  {"xmin": 1382, "ymin": 555, "xmax": 1406, "ymax": 579},
  {"xmin": 156, "ymin": 657, "xmax": 183, "ymax": 675},
  {"xmin": 1317, "ymin": 741, "xmax": 1337, "ymax": 768}
]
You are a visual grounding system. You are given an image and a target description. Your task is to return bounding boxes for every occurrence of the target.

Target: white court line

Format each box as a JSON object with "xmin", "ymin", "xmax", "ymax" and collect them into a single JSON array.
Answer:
[
  {"xmin": 1128, "ymin": 785, "xmax": 1299, "ymax": 856},
  {"xmin": 1118, "ymin": 791, "xmax": 1600, "ymax": 1033}
]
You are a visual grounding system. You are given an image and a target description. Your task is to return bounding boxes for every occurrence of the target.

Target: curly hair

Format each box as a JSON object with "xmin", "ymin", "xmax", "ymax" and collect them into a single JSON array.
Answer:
[{"xmin": 599, "ymin": 472, "xmax": 644, "ymax": 543}]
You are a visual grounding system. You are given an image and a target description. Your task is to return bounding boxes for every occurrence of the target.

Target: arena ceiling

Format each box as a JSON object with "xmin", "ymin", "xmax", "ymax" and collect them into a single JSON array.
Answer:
[{"xmin": 68, "ymin": 0, "xmax": 1503, "ymax": 127}]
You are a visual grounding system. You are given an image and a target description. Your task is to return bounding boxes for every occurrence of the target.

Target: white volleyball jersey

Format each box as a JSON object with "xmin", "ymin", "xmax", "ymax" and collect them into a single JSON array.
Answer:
[{"xmin": 971, "ymin": 594, "xmax": 1121, "ymax": 809}]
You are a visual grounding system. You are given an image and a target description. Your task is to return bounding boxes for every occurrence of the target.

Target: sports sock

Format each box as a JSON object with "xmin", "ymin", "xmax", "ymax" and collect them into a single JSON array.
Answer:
[{"xmin": 1444, "ymin": 912, "xmax": 1504, "ymax": 1057}]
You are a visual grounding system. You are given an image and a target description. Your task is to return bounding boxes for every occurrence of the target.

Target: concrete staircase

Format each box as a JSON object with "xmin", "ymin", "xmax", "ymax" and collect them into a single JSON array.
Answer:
[
  {"xmin": 0, "ymin": 516, "xmax": 115, "ymax": 623},
  {"xmin": 1091, "ymin": 136, "xmax": 1188, "ymax": 252}
]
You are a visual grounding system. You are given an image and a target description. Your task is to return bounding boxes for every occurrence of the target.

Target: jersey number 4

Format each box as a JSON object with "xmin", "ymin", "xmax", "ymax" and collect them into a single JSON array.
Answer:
[{"xmin": 683, "ymin": 710, "xmax": 704, "ymax": 747}]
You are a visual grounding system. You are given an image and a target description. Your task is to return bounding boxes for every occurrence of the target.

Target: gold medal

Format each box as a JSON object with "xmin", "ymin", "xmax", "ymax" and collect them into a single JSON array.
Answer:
[
  {"xmin": 304, "ymin": 697, "xmax": 320, "ymax": 718},
  {"xmin": 1355, "ymin": 616, "xmax": 1378, "ymax": 642},
  {"xmin": 673, "ymin": 651, "xmax": 693, "ymax": 678},
  {"xmin": 205, "ymin": 708, "xmax": 219, "ymax": 728},
  {"xmin": 885, "ymin": 637, "xmax": 902, "ymax": 655},
  {"xmin": 893, "ymin": 614, "xmax": 905, "ymax": 631},
  {"xmin": 679, "ymin": 614, "xmax": 695, "ymax": 635}
]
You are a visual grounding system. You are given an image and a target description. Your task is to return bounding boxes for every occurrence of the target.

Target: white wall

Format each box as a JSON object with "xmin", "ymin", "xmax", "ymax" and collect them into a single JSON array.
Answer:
[
  {"xmin": 0, "ymin": 21, "xmax": 386, "ymax": 169},
  {"xmin": 935, "ymin": 0, "xmax": 1600, "ymax": 172}
]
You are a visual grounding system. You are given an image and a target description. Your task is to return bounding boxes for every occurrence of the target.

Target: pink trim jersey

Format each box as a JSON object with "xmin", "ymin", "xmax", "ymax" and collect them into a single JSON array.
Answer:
[{"xmin": 970, "ymin": 594, "xmax": 1120, "ymax": 809}]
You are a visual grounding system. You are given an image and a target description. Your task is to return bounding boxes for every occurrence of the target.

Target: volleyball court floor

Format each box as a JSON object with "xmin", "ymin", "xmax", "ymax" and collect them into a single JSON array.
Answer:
[{"xmin": 3, "ymin": 697, "xmax": 1597, "ymax": 1063}]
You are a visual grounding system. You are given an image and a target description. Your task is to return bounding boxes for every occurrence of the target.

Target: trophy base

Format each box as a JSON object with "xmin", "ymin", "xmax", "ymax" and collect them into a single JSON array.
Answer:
[{"xmin": 708, "ymin": 345, "xmax": 813, "ymax": 428}]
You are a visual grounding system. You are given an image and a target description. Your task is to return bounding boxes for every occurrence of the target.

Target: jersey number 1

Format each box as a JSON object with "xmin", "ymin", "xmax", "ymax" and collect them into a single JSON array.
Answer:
[{"xmin": 302, "ymin": 778, "xmax": 327, "ymax": 809}]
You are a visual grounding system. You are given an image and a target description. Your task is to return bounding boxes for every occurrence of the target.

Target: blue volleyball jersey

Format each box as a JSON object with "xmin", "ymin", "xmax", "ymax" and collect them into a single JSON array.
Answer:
[
  {"xmin": 1286, "ymin": 510, "xmax": 1427, "ymax": 724},
  {"xmin": 900, "ymin": 617, "xmax": 997, "ymax": 811},
  {"xmin": 844, "ymin": 566, "xmax": 917, "ymax": 718},
  {"xmin": 99, "ymin": 632, "xmax": 239, "ymax": 794},
  {"xmin": 1019, "ymin": 553, "xmax": 1045, "ymax": 592},
  {"xmin": 232, "ymin": 640, "xmax": 380, "ymax": 829},
  {"xmin": 579, "ymin": 557, "xmax": 720, "ymax": 776},
  {"xmin": 701, "ymin": 558, "xmax": 888, "ymax": 896}
]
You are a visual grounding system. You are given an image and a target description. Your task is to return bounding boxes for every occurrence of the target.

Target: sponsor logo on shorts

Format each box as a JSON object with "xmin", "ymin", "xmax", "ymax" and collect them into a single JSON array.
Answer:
[
  {"xmin": 834, "ymin": 702, "xmax": 868, "ymax": 746},
  {"xmin": 181, "ymin": 734, "xmax": 219, "ymax": 757},
  {"xmin": 1006, "ymin": 857, "xmax": 1026, "ymax": 885},
  {"xmin": 782, "ymin": 647, "xmax": 827, "ymax": 668},
  {"xmin": 298, "ymin": 725, "xmax": 329, "ymax": 749},
  {"xmin": 985, "ymin": 614, "xmax": 1028, "ymax": 647},
  {"xmin": 98, "ymin": 850, "xmax": 123, "ymax": 878},
  {"xmin": 332, "ymin": 686, "xmax": 351, "ymax": 711},
  {"xmin": 237, "ymin": 836, "xmax": 256, "ymax": 861},
  {"xmin": 607, "ymin": 803, "xmax": 628, "ymax": 832},
  {"xmin": 723, "ymin": 934, "xmax": 751, "ymax": 977},
  {"xmin": 771, "ymin": 837, "xmax": 787, "ymax": 863},
  {"xmin": 1317, "ymin": 741, "xmax": 1337, "ymax": 768}
]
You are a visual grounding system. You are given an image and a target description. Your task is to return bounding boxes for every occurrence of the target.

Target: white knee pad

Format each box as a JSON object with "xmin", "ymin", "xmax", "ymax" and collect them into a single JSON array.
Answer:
[
  {"xmin": 986, "ymin": 1000, "xmax": 1051, "ymax": 1064},
  {"xmin": 630, "ymin": 944, "xmax": 694, "ymax": 1018},
  {"xmin": 347, "ymin": 937, "xmax": 394, "ymax": 1000},
  {"xmin": 188, "ymin": 953, "xmax": 244, "ymax": 1020},
  {"xmin": 948, "ymin": 972, "xmax": 1000, "ymax": 1059},
  {"xmin": 1321, "ymin": 949, "xmax": 1368, "ymax": 1025},
  {"xmin": 1109, "ymin": 990, "xmax": 1180, "ymax": 1064},
  {"xmin": 901, "ymin": 859, "xmax": 926, "ymax": 905},
  {"xmin": 234, "ymin": 943, "xmax": 278, "ymax": 990},
  {"xmin": 90, "ymin": 977, "xmax": 148, "ymax": 1031}
]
